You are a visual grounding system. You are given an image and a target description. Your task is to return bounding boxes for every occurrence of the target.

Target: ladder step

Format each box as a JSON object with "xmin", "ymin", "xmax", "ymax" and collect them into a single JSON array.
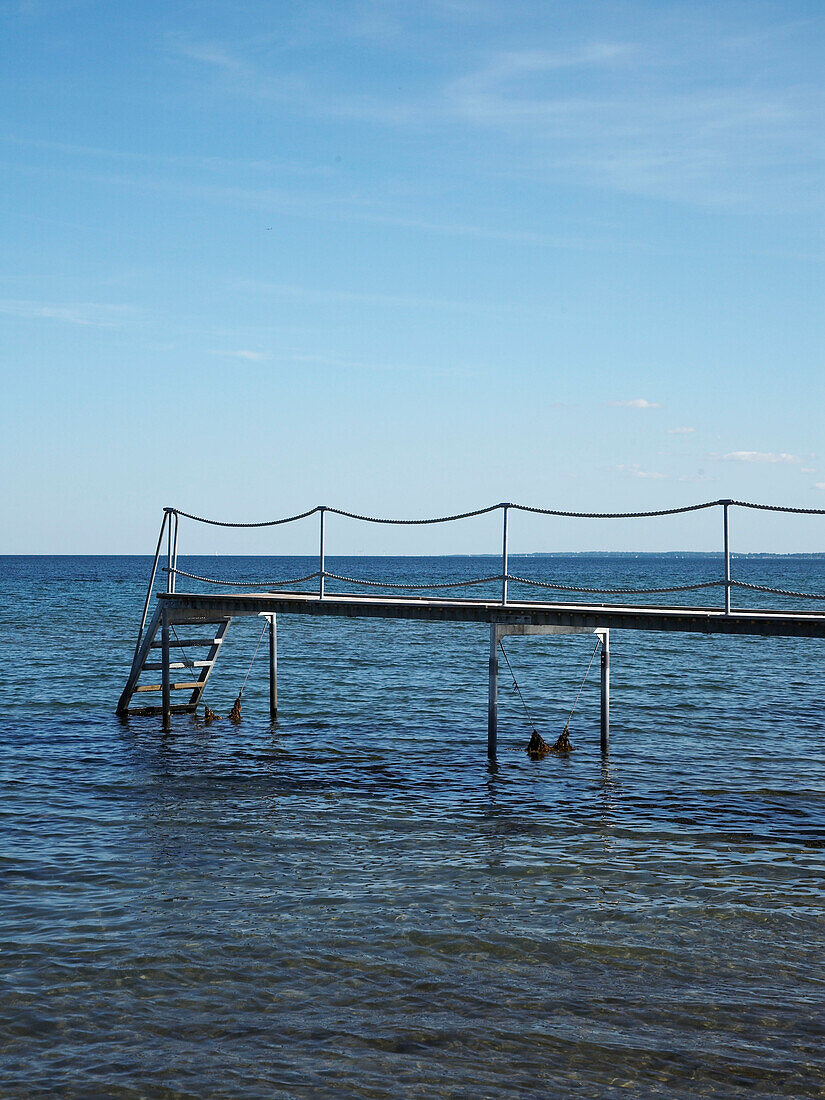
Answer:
[
  {"xmin": 150, "ymin": 637, "xmax": 222, "ymax": 649},
  {"xmin": 142, "ymin": 660, "xmax": 212, "ymax": 671},
  {"xmin": 134, "ymin": 681, "xmax": 203, "ymax": 693}
]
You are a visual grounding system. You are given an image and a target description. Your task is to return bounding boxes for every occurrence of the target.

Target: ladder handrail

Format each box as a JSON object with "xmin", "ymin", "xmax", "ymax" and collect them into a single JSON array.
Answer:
[{"xmin": 133, "ymin": 510, "xmax": 169, "ymax": 661}]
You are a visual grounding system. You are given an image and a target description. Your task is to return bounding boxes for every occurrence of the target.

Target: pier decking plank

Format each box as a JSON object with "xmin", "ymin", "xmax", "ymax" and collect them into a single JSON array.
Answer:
[{"xmin": 157, "ymin": 590, "xmax": 825, "ymax": 638}]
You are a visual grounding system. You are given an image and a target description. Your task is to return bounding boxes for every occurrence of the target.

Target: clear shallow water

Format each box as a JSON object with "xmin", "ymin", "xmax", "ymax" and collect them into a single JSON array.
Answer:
[{"xmin": 2, "ymin": 555, "xmax": 825, "ymax": 1098}]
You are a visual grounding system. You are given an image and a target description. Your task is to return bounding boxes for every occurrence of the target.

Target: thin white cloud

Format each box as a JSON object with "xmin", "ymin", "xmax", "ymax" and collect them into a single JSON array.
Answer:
[
  {"xmin": 667, "ymin": 426, "xmax": 695, "ymax": 434},
  {"xmin": 0, "ymin": 299, "xmax": 136, "ymax": 327},
  {"xmin": 168, "ymin": 19, "xmax": 825, "ymax": 212},
  {"xmin": 814, "ymin": 483, "xmax": 825, "ymax": 490},
  {"xmin": 0, "ymin": 134, "xmax": 332, "ymax": 178},
  {"xmin": 611, "ymin": 398, "xmax": 661, "ymax": 409},
  {"xmin": 801, "ymin": 466, "xmax": 816, "ymax": 474},
  {"xmin": 443, "ymin": 45, "xmax": 823, "ymax": 210},
  {"xmin": 717, "ymin": 451, "xmax": 801, "ymax": 464},
  {"xmin": 3, "ymin": 151, "xmax": 647, "ymax": 255},
  {"xmin": 174, "ymin": 41, "xmax": 248, "ymax": 74},
  {"xmin": 287, "ymin": 351, "xmax": 476, "ymax": 378},
  {"xmin": 208, "ymin": 348, "xmax": 267, "ymax": 361},
  {"xmin": 614, "ymin": 463, "xmax": 667, "ymax": 480},
  {"xmin": 240, "ymin": 279, "xmax": 510, "ymax": 314}
]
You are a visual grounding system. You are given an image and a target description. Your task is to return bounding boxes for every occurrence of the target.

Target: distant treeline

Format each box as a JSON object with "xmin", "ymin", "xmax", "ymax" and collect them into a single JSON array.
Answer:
[{"xmin": 516, "ymin": 551, "xmax": 825, "ymax": 559}]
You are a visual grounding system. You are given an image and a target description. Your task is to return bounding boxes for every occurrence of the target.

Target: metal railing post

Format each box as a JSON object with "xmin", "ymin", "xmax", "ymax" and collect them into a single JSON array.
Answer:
[
  {"xmin": 135, "ymin": 510, "xmax": 168, "ymax": 657},
  {"xmin": 165, "ymin": 507, "xmax": 174, "ymax": 593},
  {"xmin": 501, "ymin": 503, "xmax": 510, "ymax": 604},
  {"xmin": 319, "ymin": 506, "xmax": 326, "ymax": 598},
  {"xmin": 161, "ymin": 607, "xmax": 171, "ymax": 730},
  {"xmin": 170, "ymin": 511, "xmax": 179, "ymax": 594},
  {"xmin": 722, "ymin": 500, "xmax": 731, "ymax": 614}
]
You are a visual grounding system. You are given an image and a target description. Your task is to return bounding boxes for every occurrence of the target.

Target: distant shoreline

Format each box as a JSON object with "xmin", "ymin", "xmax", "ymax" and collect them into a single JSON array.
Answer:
[{"xmin": 3, "ymin": 552, "xmax": 825, "ymax": 561}]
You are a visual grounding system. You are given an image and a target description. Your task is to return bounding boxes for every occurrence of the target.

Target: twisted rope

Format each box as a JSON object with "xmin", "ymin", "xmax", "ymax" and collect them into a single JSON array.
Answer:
[
  {"xmin": 238, "ymin": 621, "xmax": 269, "ymax": 697},
  {"xmin": 563, "ymin": 638, "xmax": 602, "ymax": 732},
  {"xmin": 171, "ymin": 507, "xmax": 319, "ymax": 528},
  {"xmin": 323, "ymin": 571, "xmax": 502, "ymax": 590},
  {"xmin": 498, "ymin": 640, "xmax": 540, "ymax": 736},
  {"xmin": 731, "ymin": 580, "xmax": 825, "ymax": 600},
  {"xmin": 165, "ymin": 567, "xmax": 319, "ymax": 588},
  {"xmin": 165, "ymin": 498, "xmax": 825, "ymax": 527},
  {"xmin": 162, "ymin": 566, "xmax": 825, "ymax": 602},
  {"xmin": 506, "ymin": 574, "xmax": 724, "ymax": 595},
  {"xmin": 511, "ymin": 501, "xmax": 718, "ymax": 519},
  {"xmin": 170, "ymin": 623, "xmax": 199, "ymax": 672},
  {"xmin": 730, "ymin": 500, "xmax": 825, "ymax": 516},
  {"xmin": 327, "ymin": 504, "xmax": 500, "ymax": 525}
]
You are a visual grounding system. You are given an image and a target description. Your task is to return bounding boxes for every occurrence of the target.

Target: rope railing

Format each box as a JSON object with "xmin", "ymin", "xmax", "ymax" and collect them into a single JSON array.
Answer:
[
  {"xmin": 327, "ymin": 504, "xmax": 502, "ymax": 525},
  {"xmin": 323, "ymin": 571, "xmax": 503, "ymax": 591},
  {"xmin": 133, "ymin": 498, "xmax": 825, "ymax": 657},
  {"xmin": 164, "ymin": 498, "xmax": 825, "ymax": 527},
  {"xmin": 731, "ymin": 580, "xmax": 825, "ymax": 600},
  {"xmin": 160, "ymin": 567, "xmax": 825, "ymax": 602},
  {"xmin": 164, "ymin": 566, "xmax": 321, "ymax": 588},
  {"xmin": 505, "ymin": 575, "xmax": 725, "ymax": 596},
  {"xmin": 170, "ymin": 506, "xmax": 320, "ymax": 529}
]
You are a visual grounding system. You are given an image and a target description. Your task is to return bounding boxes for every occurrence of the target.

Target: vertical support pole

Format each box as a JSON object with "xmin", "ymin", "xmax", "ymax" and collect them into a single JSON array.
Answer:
[
  {"xmin": 723, "ymin": 501, "xmax": 731, "ymax": 615},
  {"xmin": 165, "ymin": 508, "xmax": 174, "ymax": 593},
  {"xmin": 136, "ymin": 511, "xmax": 168, "ymax": 655},
  {"xmin": 319, "ymin": 506, "xmax": 326, "ymax": 599},
  {"xmin": 488, "ymin": 624, "xmax": 498, "ymax": 758},
  {"xmin": 268, "ymin": 613, "xmax": 278, "ymax": 718},
  {"xmin": 161, "ymin": 608, "xmax": 171, "ymax": 730},
  {"xmin": 170, "ymin": 511, "xmax": 179, "ymax": 594},
  {"xmin": 501, "ymin": 504, "xmax": 510, "ymax": 605},
  {"xmin": 600, "ymin": 630, "xmax": 609, "ymax": 753}
]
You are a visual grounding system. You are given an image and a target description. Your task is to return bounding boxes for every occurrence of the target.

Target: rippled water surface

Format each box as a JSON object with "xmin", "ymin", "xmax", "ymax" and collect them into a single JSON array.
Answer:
[{"xmin": 2, "ymin": 555, "xmax": 825, "ymax": 1098}]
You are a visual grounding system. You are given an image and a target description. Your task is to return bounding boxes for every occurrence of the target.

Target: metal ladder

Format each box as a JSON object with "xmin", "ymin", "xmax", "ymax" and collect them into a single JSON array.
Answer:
[{"xmin": 116, "ymin": 605, "xmax": 231, "ymax": 717}]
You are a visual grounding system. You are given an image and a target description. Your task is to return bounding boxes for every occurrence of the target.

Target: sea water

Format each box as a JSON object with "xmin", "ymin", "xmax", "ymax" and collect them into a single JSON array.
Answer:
[{"xmin": 1, "ymin": 555, "xmax": 824, "ymax": 1098}]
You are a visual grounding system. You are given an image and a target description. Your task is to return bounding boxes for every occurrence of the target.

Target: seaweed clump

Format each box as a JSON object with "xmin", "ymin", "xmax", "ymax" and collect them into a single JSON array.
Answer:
[
  {"xmin": 526, "ymin": 726, "xmax": 575, "ymax": 757},
  {"xmin": 203, "ymin": 695, "xmax": 242, "ymax": 723}
]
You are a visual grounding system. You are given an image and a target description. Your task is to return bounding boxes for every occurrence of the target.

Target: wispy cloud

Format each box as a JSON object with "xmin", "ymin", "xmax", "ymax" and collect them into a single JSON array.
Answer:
[
  {"xmin": 4, "ymin": 151, "xmax": 644, "ymax": 254},
  {"xmin": 207, "ymin": 348, "xmax": 267, "ymax": 361},
  {"xmin": 240, "ymin": 279, "xmax": 510, "ymax": 314},
  {"xmin": 0, "ymin": 299, "xmax": 137, "ymax": 327},
  {"xmin": 174, "ymin": 41, "xmax": 249, "ymax": 74},
  {"xmin": 278, "ymin": 351, "xmax": 476, "ymax": 378},
  {"xmin": 169, "ymin": 21, "xmax": 825, "ymax": 210},
  {"xmin": 667, "ymin": 426, "xmax": 695, "ymax": 434},
  {"xmin": 611, "ymin": 398, "xmax": 661, "ymax": 409},
  {"xmin": 614, "ymin": 463, "xmax": 667, "ymax": 480},
  {"xmin": 815, "ymin": 483, "xmax": 825, "ymax": 490},
  {"xmin": 0, "ymin": 133, "xmax": 334, "ymax": 179},
  {"xmin": 447, "ymin": 43, "xmax": 636, "ymax": 126},
  {"xmin": 715, "ymin": 451, "xmax": 801, "ymax": 464},
  {"xmin": 442, "ymin": 40, "xmax": 823, "ymax": 209}
]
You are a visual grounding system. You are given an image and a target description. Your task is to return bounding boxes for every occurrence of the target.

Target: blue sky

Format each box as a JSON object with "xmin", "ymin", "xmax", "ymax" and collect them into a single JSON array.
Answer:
[{"xmin": 1, "ymin": 0, "xmax": 823, "ymax": 553}]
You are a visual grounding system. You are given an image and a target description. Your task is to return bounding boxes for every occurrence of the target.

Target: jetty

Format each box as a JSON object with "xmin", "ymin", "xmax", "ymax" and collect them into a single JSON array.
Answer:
[{"xmin": 117, "ymin": 500, "xmax": 825, "ymax": 757}]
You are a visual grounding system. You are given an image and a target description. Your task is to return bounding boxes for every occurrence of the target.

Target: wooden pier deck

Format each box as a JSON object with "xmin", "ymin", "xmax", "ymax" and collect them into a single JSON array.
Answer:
[
  {"xmin": 117, "ymin": 499, "xmax": 825, "ymax": 756},
  {"xmin": 154, "ymin": 589, "xmax": 825, "ymax": 638},
  {"xmin": 118, "ymin": 588, "xmax": 825, "ymax": 757}
]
